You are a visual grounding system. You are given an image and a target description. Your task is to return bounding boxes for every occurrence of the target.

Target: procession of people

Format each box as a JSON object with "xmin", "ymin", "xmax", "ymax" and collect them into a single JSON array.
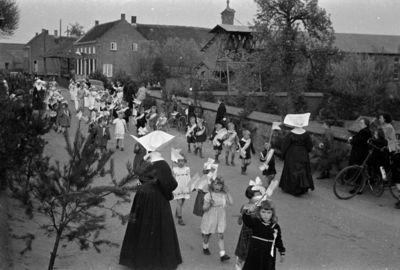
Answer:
[{"xmin": 20, "ymin": 76, "xmax": 399, "ymax": 270}]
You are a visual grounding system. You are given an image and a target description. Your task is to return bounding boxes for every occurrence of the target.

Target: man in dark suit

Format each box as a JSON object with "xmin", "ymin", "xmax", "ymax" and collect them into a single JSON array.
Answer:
[
  {"xmin": 348, "ymin": 117, "xmax": 372, "ymax": 194},
  {"xmin": 215, "ymin": 98, "xmax": 226, "ymax": 126}
]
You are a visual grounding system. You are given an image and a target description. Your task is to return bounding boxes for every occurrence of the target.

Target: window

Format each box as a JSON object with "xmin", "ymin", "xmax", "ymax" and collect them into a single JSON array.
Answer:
[
  {"xmin": 110, "ymin": 42, "xmax": 117, "ymax": 51},
  {"xmin": 131, "ymin": 43, "xmax": 138, "ymax": 51},
  {"xmin": 88, "ymin": 47, "xmax": 91, "ymax": 54},
  {"xmin": 103, "ymin": 64, "xmax": 113, "ymax": 77},
  {"xmin": 5, "ymin": 63, "xmax": 9, "ymax": 70},
  {"xmin": 93, "ymin": 46, "xmax": 96, "ymax": 54},
  {"xmin": 394, "ymin": 57, "xmax": 399, "ymax": 81},
  {"xmin": 84, "ymin": 47, "xmax": 87, "ymax": 54}
]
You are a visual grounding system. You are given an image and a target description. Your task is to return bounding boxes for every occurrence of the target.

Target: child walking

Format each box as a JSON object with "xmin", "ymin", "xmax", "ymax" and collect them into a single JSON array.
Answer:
[
  {"xmin": 186, "ymin": 116, "xmax": 197, "ymax": 153},
  {"xmin": 242, "ymin": 200, "xmax": 285, "ymax": 270},
  {"xmin": 223, "ymin": 122, "xmax": 239, "ymax": 166},
  {"xmin": 172, "ymin": 154, "xmax": 191, "ymax": 226},
  {"xmin": 146, "ymin": 105, "xmax": 158, "ymax": 131},
  {"xmin": 89, "ymin": 117, "xmax": 111, "ymax": 155},
  {"xmin": 194, "ymin": 118, "xmax": 207, "ymax": 158},
  {"xmin": 210, "ymin": 123, "xmax": 227, "ymax": 164},
  {"xmin": 156, "ymin": 111, "xmax": 168, "ymax": 131},
  {"xmin": 57, "ymin": 102, "xmax": 71, "ymax": 133},
  {"xmin": 193, "ymin": 159, "xmax": 217, "ymax": 217},
  {"xmin": 234, "ymin": 183, "xmax": 266, "ymax": 270},
  {"xmin": 239, "ymin": 130, "xmax": 255, "ymax": 175},
  {"xmin": 260, "ymin": 142, "xmax": 277, "ymax": 187},
  {"xmin": 112, "ymin": 111, "xmax": 128, "ymax": 151},
  {"xmin": 201, "ymin": 176, "xmax": 233, "ymax": 262}
]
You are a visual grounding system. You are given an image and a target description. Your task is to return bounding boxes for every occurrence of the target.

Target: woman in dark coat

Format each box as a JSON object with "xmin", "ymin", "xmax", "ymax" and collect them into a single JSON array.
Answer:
[
  {"xmin": 120, "ymin": 131, "xmax": 182, "ymax": 270},
  {"xmin": 279, "ymin": 113, "xmax": 314, "ymax": 196}
]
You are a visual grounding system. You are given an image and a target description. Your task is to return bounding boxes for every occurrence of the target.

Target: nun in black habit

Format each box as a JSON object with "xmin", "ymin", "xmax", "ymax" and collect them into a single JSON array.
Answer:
[{"xmin": 119, "ymin": 131, "xmax": 182, "ymax": 270}]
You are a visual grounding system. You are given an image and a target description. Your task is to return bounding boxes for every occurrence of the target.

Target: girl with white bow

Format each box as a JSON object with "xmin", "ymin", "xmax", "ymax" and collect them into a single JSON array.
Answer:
[{"xmin": 234, "ymin": 177, "xmax": 266, "ymax": 270}]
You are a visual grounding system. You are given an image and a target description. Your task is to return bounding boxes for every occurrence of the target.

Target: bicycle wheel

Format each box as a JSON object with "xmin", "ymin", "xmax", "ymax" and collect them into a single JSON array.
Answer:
[
  {"xmin": 387, "ymin": 172, "xmax": 399, "ymax": 200},
  {"xmin": 369, "ymin": 174, "xmax": 385, "ymax": 197},
  {"xmin": 178, "ymin": 117, "xmax": 186, "ymax": 133},
  {"xmin": 333, "ymin": 166, "xmax": 364, "ymax": 199},
  {"xmin": 167, "ymin": 117, "xmax": 176, "ymax": 128}
]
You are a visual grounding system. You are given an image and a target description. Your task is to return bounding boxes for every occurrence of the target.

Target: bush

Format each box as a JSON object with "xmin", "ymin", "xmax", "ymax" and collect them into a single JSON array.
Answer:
[
  {"xmin": 112, "ymin": 70, "xmax": 132, "ymax": 86},
  {"xmin": 89, "ymin": 69, "xmax": 110, "ymax": 89}
]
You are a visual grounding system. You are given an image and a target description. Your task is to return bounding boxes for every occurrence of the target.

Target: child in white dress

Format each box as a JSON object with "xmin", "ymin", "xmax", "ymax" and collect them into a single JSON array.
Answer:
[
  {"xmin": 201, "ymin": 176, "xmax": 233, "ymax": 262},
  {"xmin": 172, "ymin": 154, "xmax": 191, "ymax": 226},
  {"xmin": 112, "ymin": 111, "xmax": 128, "ymax": 151}
]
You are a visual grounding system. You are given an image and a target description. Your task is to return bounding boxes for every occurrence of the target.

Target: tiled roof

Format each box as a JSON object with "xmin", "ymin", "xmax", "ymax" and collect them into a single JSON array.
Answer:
[
  {"xmin": 77, "ymin": 21, "xmax": 120, "ymax": 43},
  {"xmin": 136, "ymin": 24, "xmax": 212, "ymax": 47},
  {"xmin": 0, "ymin": 43, "xmax": 24, "ymax": 51},
  {"xmin": 209, "ymin": 24, "xmax": 252, "ymax": 34},
  {"xmin": 41, "ymin": 37, "xmax": 78, "ymax": 58},
  {"xmin": 334, "ymin": 33, "xmax": 400, "ymax": 55}
]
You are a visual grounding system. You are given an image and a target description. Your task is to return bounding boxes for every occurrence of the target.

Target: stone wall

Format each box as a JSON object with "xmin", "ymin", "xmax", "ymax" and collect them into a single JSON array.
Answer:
[{"xmin": 152, "ymin": 92, "xmax": 351, "ymax": 152}]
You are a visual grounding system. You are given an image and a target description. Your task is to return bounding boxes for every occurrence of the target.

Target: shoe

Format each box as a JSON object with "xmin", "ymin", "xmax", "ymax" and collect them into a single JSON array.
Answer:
[
  {"xmin": 226, "ymin": 162, "xmax": 230, "ymax": 166},
  {"xmin": 395, "ymin": 201, "xmax": 400, "ymax": 207},
  {"xmin": 241, "ymin": 171, "xmax": 247, "ymax": 175},
  {"xmin": 188, "ymin": 150, "xmax": 192, "ymax": 153},
  {"xmin": 395, "ymin": 203, "xmax": 400, "ymax": 209},
  {"xmin": 214, "ymin": 160, "xmax": 220, "ymax": 164},
  {"xmin": 220, "ymin": 254, "xmax": 230, "ymax": 262},
  {"xmin": 121, "ymin": 148, "xmax": 124, "ymax": 151},
  {"xmin": 230, "ymin": 161, "xmax": 235, "ymax": 166},
  {"xmin": 194, "ymin": 148, "xmax": 198, "ymax": 156},
  {"xmin": 116, "ymin": 145, "xmax": 119, "ymax": 149},
  {"xmin": 203, "ymin": 248, "xmax": 211, "ymax": 255},
  {"xmin": 178, "ymin": 219, "xmax": 185, "ymax": 226}
]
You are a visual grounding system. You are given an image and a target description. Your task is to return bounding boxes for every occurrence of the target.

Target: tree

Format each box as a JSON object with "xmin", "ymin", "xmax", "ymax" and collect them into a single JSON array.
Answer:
[
  {"xmin": 152, "ymin": 56, "xmax": 169, "ymax": 85},
  {"xmin": 66, "ymin": 22, "xmax": 85, "ymax": 37},
  {"xmin": 160, "ymin": 38, "xmax": 202, "ymax": 78},
  {"xmin": 10, "ymin": 127, "xmax": 139, "ymax": 270},
  {"xmin": 253, "ymin": 0, "xmax": 338, "ymax": 113},
  {"xmin": 0, "ymin": 0, "xmax": 20, "ymax": 39},
  {"xmin": 0, "ymin": 94, "xmax": 51, "ymax": 190}
]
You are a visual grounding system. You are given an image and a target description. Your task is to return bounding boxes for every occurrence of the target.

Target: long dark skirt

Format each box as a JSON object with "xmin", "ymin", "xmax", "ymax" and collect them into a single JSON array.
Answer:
[
  {"xmin": 279, "ymin": 160, "xmax": 314, "ymax": 196},
  {"xmin": 119, "ymin": 183, "xmax": 182, "ymax": 270}
]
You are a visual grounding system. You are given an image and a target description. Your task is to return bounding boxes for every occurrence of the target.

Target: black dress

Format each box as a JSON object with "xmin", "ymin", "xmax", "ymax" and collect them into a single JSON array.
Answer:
[
  {"xmin": 279, "ymin": 131, "xmax": 314, "ymax": 195},
  {"xmin": 119, "ymin": 160, "xmax": 182, "ymax": 270},
  {"xmin": 242, "ymin": 213, "xmax": 285, "ymax": 270}
]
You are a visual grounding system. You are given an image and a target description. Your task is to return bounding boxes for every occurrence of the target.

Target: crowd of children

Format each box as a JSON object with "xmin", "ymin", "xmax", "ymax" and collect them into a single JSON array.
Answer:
[{"xmin": 64, "ymin": 79, "xmax": 287, "ymax": 268}]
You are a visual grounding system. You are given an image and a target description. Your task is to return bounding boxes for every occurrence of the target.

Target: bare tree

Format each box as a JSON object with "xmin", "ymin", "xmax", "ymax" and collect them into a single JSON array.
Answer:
[
  {"xmin": 66, "ymin": 22, "xmax": 85, "ymax": 37},
  {"xmin": 0, "ymin": 0, "xmax": 20, "ymax": 39}
]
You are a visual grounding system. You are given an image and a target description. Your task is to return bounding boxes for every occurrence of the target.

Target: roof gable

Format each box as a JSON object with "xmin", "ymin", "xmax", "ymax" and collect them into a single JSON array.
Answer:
[{"xmin": 77, "ymin": 20, "xmax": 120, "ymax": 43}]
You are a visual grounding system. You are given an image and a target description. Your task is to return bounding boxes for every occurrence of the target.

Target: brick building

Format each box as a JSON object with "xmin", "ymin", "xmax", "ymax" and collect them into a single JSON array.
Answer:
[
  {"xmin": 74, "ymin": 14, "xmax": 212, "ymax": 79},
  {"xmin": 23, "ymin": 29, "xmax": 77, "ymax": 76}
]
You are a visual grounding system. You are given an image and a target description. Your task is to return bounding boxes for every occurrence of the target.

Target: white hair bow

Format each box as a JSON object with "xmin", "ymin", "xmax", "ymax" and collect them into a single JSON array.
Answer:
[{"xmin": 250, "ymin": 177, "xmax": 266, "ymax": 194}]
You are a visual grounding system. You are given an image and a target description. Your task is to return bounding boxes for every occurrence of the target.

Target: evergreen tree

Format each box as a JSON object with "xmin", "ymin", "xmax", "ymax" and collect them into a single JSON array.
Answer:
[{"xmin": 11, "ymin": 127, "xmax": 139, "ymax": 270}]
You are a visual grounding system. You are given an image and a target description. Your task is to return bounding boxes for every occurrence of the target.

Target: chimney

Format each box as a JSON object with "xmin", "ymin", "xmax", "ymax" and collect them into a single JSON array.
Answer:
[
  {"xmin": 36, "ymin": 33, "xmax": 38, "ymax": 36},
  {"xmin": 42, "ymin": 29, "xmax": 46, "ymax": 33},
  {"xmin": 54, "ymin": 30, "xmax": 58, "ymax": 37},
  {"xmin": 121, "ymin": 14, "xmax": 126, "ymax": 20},
  {"xmin": 131, "ymin": 16, "xmax": 137, "ymax": 26},
  {"xmin": 95, "ymin": 20, "xmax": 99, "ymax": 26}
]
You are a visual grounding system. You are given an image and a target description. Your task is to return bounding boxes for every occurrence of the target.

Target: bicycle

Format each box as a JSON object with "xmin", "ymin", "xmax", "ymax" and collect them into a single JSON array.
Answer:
[{"xmin": 333, "ymin": 140, "xmax": 398, "ymax": 200}]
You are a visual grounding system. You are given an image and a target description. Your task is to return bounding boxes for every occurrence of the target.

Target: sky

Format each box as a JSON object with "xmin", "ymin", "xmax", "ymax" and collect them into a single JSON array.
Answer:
[{"xmin": 2, "ymin": 0, "xmax": 400, "ymax": 44}]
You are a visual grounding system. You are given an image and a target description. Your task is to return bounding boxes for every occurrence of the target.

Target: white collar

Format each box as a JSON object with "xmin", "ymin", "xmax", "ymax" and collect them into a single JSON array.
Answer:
[
  {"xmin": 143, "ymin": 151, "xmax": 164, "ymax": 162},
  {"xmin": 291, "ymin": 127, "xmax": 306, "ymax": 134}
]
